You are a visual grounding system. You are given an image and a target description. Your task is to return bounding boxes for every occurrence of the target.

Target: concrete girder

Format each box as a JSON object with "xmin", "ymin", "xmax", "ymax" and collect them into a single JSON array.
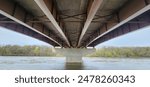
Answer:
[
  {"xmin": 90, "ymin": 10, "xmax": 150, "ymax": 46},
  {"xmin": 77, "ymin": 0, "xmax": 103, "ymax": 47},
  {"xmin": 0, "ymin": 0, "xmax": 62, "ymax": 46},
  {"xmin": 87, "ymin": 0, "xmax": 150, "ymax": 47},
  {"xmin": 34, "ymin": 0, "xmax": 71, "ymax": 47},
  {"xmin": 0, "ymin": 18, "xmax": 57, "ymax": 46}
]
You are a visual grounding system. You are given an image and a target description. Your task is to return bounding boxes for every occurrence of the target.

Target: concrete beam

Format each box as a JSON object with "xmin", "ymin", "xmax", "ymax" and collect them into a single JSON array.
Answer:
[
  {"xmin": 34, "ymin": 0, "xmax": 71, "ymax": 47},
  {"xmin": 0, "ymin": 21, "xmax": 58, "ymax": 46},
  {"xmin": 0, "ymin": 0, "xmax": 61, "ymax": 46},
  {"xmin": 87, "ymin": 0, "xmax": 150, "ymax": 47},
  {"xmin": 77, "ymin": 0, "xmax": 103, "ymax": 47},
  {"xmin": 90, "ymin": 10, "xmax": 150, "ymax": 46}
]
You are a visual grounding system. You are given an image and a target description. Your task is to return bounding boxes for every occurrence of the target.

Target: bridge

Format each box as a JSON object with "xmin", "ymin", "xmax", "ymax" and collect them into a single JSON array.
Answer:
[{"xmin": 0, "ymin": 0, "xmax": 150, "ymax": 63}]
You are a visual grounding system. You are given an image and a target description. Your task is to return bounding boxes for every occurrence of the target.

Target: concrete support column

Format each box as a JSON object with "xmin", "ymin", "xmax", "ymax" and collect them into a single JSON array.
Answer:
[{"xmin": 53, "ymin": 48, "xmax": 95, "ymax": 63}]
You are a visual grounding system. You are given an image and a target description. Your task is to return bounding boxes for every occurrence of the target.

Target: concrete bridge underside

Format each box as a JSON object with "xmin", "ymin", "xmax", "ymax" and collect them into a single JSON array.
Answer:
[{"xmin": 0, "ymin": 0, "xmax": 150, "ymax": 63}]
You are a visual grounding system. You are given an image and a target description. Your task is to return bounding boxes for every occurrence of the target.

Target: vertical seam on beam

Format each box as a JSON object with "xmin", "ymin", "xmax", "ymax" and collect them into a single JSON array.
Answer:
[
  {"xmin": 110, "ymin": 32, "xmax": 112, "ymax": 39},
  {"xmin": 116, "ymin": 28, "xmax": 119, "ymax": 37},
  {"xmin": 105, "ymin": 23, "xmax": 108, "ymax": 31},
  {"xmin": 32, "ymin": 18, "xmax": 34, "ymax": 27},
  {"xmin": 12, "ymin": 3, "xmax": 17, "ymax": 16},
  {"xmin": 99, "ymin": 29, "xmax": 101, "ymax": 35},
  {"xmin": 116, "ymin": 12, "xmax": 120, "ymax": 23},
  {"xmin": 107, "ymin": 33, "xmax": 110, "ymax": 39},
  {"xmin": 32, "ymin": 23, "xmax": 34, "ymax": 27},
  {"xmin": 15, "ymin": 24, "xmax": 18, "ymax": 31},
  {"xmin": 52, "ymin": 0, "xmax": 54, "ymax": 15},
  {"xmin": 42, "ymin": 24, "xmax": 45, "ymax": 33},
  {"xmin": 144, "ymin": 0, "xmax": 149, "ymax": 5},
  {"xmin": 24, "ymin": 12, "xmax": 28, "ymax": 23},
  {"xmin": 113, "ymin": 31, "xmax": 115, "ymax": 38},
  {"xmin": 121, "ymin": 27, "xmax": 124, "ymax": 34},
  {"xmin": 48, "ymin": 30, "xmax": 51, "ymax": 36},
  {"xmin": 22, "ymin": 26, "xmax": 25, "ymax": 33},
  {"xmin": 128, "ymin": 23, "xmax": 131, "ymax": 32},
  {"xmin": 111, "ymin": 31, "xmax": 113, "ymax": 38},
  {"xmin": 136, "ymin": 19, "xmax": 141, "ymax": 29}
]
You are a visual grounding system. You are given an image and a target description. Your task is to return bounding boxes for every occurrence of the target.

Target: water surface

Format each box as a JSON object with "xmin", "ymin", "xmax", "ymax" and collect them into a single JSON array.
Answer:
[{"xmin": 0, "ymin": 56, "xmax": 150, "ymax": 70}]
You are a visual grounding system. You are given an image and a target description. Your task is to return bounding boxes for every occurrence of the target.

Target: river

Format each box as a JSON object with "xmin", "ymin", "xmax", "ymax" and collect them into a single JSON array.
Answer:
[{"xmin": 0, "ymin": 56, "xmax": 150, "ymax": 70}]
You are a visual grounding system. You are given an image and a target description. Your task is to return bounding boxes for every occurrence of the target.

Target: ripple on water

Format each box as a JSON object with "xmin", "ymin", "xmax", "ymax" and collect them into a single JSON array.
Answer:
[
  {"xmin": 0, "ymin": 57, "xmax": 150, "ymax": 70},
  {"xmin": 0, "ymin": 61, "xmax": 14, "ymax": 64}
]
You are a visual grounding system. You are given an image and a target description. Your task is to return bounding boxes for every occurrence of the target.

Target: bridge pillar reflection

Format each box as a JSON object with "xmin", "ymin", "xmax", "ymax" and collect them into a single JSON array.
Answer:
[{"xmin": 53, "ymin": 48, "xmax": 95, "ymax": 63}]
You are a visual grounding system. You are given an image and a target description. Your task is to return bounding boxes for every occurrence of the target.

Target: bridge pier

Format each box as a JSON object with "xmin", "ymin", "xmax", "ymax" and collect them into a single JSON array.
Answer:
[{"xmin": 53, "ymin": 48, "xmax": 95, "ymax": 63}]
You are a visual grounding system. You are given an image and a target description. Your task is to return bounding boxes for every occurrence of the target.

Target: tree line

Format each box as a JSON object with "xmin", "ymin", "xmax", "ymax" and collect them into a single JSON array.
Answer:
[
  {"xmin": 0, "ymin": 45, "xmax": 150, "ymax": 57},
  {"xmin": 0, "ymin": 45, "xmax": 58, "ymax": 56},
  {"xmin": 88, "ymin": 47, "xmax": 150, "ymax": 58}
]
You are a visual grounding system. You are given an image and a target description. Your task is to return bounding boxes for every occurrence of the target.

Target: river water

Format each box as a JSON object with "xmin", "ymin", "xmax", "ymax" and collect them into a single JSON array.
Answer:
[{"xmin": 0, "ymin": 56, "xmax": 150, "ymax": 70}]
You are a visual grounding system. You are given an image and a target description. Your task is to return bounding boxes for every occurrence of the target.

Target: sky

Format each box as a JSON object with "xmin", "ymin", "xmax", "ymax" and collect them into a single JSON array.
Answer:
[{"xmin": 0, "ymin": 26, "xmax": 150, "ymax": 48}]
